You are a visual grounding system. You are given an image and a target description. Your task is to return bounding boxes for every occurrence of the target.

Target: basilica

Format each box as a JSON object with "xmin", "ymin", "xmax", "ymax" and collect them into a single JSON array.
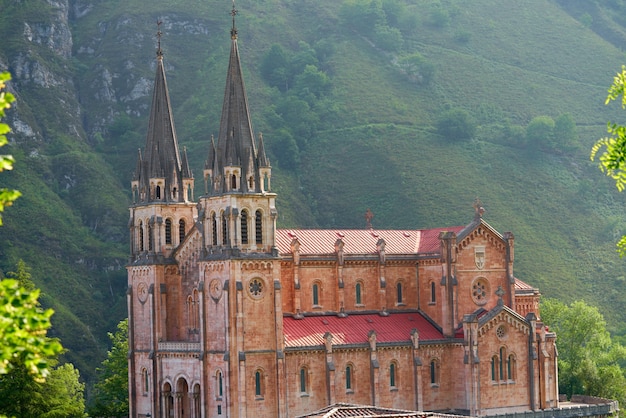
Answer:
[{"xmin": 126, "ymin": 6, "xmax": 559, "ymax": 418}]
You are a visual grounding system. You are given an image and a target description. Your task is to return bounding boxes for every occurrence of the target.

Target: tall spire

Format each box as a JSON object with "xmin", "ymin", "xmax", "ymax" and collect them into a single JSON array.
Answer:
[
  {"xmin": 132, "ymin": 23, "xmax": 193, "ymax": 204},
  {"xmin": 205, "ymin": 2, "xmax": 269, "ymax": 195}
]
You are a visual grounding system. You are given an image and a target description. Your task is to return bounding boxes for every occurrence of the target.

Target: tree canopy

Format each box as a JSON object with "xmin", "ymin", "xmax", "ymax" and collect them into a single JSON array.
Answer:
[
  {"xmin": 89, "ymin": 318, "xmax": 129, "ymax": 418},
  {"xmin": 541, "ymin": 299, "xmax": 626, "ymax": 405}
]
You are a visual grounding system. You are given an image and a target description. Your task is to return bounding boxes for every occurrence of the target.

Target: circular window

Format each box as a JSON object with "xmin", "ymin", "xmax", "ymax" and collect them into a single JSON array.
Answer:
[
  {"xmin": 471, "ymin": 278, "xmax": 489, "ymax": 305},
  {"xmin": 496, "ymin": 325, "xmax": 507, "ymax": 340},
  {"xmin": 137, "ymin": 282, "xmax": 148, "ymax": 304},
  {"xmin": 209, "ymin": 279, "xmax": 223, "ymax": 301},
  {"xmin": 248, "ymin": 278, "xmax": 264, "ymax": 298}
]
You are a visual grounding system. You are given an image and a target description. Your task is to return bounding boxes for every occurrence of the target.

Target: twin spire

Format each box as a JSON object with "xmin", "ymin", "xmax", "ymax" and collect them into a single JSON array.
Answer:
[{"xmin": 133, "ymin": 4, "xmax": 270, "ymax": 205}]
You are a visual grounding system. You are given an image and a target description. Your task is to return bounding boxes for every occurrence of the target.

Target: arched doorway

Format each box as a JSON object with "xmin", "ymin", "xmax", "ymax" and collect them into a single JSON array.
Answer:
[
  {"xmin": 176, "ymin": 378, "xmax": 189, "ymax": 418},
  {"xmin": 162, "ymin": 382, "xmax": 174, "ymax": 418}
]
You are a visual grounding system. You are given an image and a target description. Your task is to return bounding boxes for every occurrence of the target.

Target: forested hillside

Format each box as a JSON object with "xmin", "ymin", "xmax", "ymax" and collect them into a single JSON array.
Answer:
[{"xmin": 1, "ymin": 0, "xmax": 626, "ymax": 388}]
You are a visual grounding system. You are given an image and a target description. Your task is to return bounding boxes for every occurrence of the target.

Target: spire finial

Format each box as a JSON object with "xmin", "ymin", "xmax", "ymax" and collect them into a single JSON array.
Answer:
[
  {"xmin": 473, "ymin": 197, "xmax": 485, "ymax": 220},
  {"xmin": 365, "ymin": 208, "xmax": 374, "ymax": 229},
  {"xmin": 156, "ymin": 20, "xmax": 163, "ymax": 58},
  {"xmin": 230, "ymin": 0, "xmax": 238, "ymax": 39}
]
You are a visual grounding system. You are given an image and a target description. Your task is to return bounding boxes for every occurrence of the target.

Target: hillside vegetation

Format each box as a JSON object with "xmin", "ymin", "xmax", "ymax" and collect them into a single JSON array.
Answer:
[{"xmin": 1, "ymin": 0, "xmax": 626, "ymax": 387}]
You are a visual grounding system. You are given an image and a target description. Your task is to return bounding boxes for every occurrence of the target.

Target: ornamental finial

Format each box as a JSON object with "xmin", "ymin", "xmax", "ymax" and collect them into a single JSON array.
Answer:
[
  {"xmin": 156, "ymin": 20, "xmax": 163, "ymax": 57},
  {"xmin": 230, "ymin": 0, "xmax": 238, "ymax": 39},
  {"xmin": 473, "ymin": 197, "xmax": 485, "ymax": 220}
]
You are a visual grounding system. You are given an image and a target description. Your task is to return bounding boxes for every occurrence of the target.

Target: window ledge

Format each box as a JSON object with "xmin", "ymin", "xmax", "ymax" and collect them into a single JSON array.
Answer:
[
  {"xmin": 255, "ymin": 396, "xmax": 265, "ymax": 401},
  {"xmin": 390, "ymin": 387, "xmax": 398, "ymax": 392},
  {"xmin": 346, "ymin": 389, "xmax": 354, "ymax": 394},
  {"xmin": 430, "ymin": 383, "xmax": 439, "ymax": 389},
  {"xmin": 299, "ymin": 393, "xmax": 310, "ymax": 398},
  {"xmin": 312, "ymin": 305, "xmax": 323, "ymax": 310}
]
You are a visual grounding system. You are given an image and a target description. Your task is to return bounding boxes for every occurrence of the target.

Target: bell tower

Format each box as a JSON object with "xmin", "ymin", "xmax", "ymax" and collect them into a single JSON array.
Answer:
[
  {"xmin": 200, "ymin": 3, "xmax": 276, "ymax": 255},
  {"xmin": 197, "ymin": 4, "xmax": 285, "ymax": 417},
  {"xmin": 127, "ymin": 25, "xmax": 197, "ymax": 418}
]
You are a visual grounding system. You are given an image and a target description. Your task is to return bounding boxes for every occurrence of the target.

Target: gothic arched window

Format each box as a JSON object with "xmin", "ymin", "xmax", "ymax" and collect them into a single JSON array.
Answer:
[
  {"xmin": 300, "ymin": 367, "xmax": 308, "ymax": 393},
  {"xmin": 396, "ymin": 282, "xmax": 403, "ymax": 304},
  {"xmin": 430, "ymin": 359, "xmax": 439, "ymax": 385},
  {"xmin": 430, "ymin": 281, "xmax": 436, "ymax": 303},
  {"xmin": 222, "ymin": 213, "xmax": 228, "ymax": 245},
  {"xmin": 165, "ymin": 219, "xmax": 172, "ymax": 245},
  {"xmin": 356, "ymin": 283, "xmax": 362, "ymax": 305},
  {"xmin": 148, "ymin": 223, "xmax": 153, "ymax": 251},
  {"xmin": 179, "ymin": 219, "xmax": 186, "ymax": 245},
  {"xmin": 255, "ymin": 370, "xmax": 264, "ymax": 397},
  {"xmin": 241, "ymin": 210, "xmax": 249, "ymax": 244},
  {"xmin": 211, "ymin": 213, "xmax": 218, "ymax": 246},
  {"xmin": 255, "ymin": 210, "xmax": 263, "ymax": 244},
  {"xmin": 313, "ymin": 283, "xmax": 320, "ymax": 306},
  {"xmin": 216, "ymin": 370, "xmax": 223, "ymax": 398},
  {"xmin": 389, "ymin": 362, "xmax": 397, "ymax": 388},
  {"xmin": 346, "ymin": 364, "xmax": 353, "ymax": 390},
  {"xmin": 139, "ymin": 221, "xmax": 144, "ymax": 251}
]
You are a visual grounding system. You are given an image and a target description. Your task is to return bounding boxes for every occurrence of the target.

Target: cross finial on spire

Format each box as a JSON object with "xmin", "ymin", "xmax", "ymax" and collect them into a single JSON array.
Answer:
[
  {"xmin": 473, "ymin": 197, "xmax": 485, "ymax": 220},
  {"xmin": 156, "ymin": 20, "xmax": 163, "ymax": 57},
  {"xmin": 365, "ymin": 208, "xmax": 374, "ymax": 229},
  {"xmin": 230, "ymin": 0, "xmax": 238, "ymax": 39}
]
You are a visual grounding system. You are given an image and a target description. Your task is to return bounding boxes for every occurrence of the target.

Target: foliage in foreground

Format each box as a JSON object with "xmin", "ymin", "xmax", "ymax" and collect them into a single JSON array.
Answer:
[
  {"xmin": 591, "ymin": 65, "xmax": 626, "ymax": 256},
  {"xmin": 0, "ymin": 362, "xmax": 86, "ymax": 418},
  {"xmin": 89, "ymin": 318, "xmax": 129, "ymax": 418},
  {"xmin": 0, "ymin": 73, "xmax": 62, "ymax": 379},
  {"xmin": 541, "ymin": 299, "xmax": 626, "ymax": 405},
  {"xmin": 0, "ymin": 72, "xmax": 20, "ymax": 226}
]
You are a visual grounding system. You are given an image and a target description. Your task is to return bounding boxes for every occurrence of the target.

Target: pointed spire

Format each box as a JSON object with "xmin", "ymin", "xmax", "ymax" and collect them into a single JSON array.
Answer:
[
  {"xmin": 257, "ymin": 132, "xmax": 270, "ymax": 168},
  {"xmin": 133, "ymin": 148, "xmax": 143, "ymax": 181},
  {"xmin": 132, "ymin": 24, "xmax": 193, "ymax": 204},
  {"xmin": 210, "ymin": 4, "xmax": 263, "ymax": 195},
  {"xmin": 181, "ymin": 146, "xmax": 192, "ymax": 178},
  {"xmin": 205, "ymin": 134, "xmax": 216, "ymax": 171}
]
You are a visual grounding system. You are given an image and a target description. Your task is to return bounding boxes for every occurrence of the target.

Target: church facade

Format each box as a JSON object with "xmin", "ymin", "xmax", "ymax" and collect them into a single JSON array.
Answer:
[{"xmin": 126, "ymin": 9, "xmax": 559, "ymax": 418}]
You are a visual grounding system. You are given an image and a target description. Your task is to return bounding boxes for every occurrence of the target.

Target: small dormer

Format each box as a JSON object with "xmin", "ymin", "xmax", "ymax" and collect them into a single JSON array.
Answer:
[
  {"xmin": 131, "ymin": 180, "xmax": 140, "ymax": 203},
  {"xmin": 150, "ymin": 178, "xmax": 166, "ymax": 201},
  {"xmin": 182, "ymin": 179, "xmax": 194, "ymax": 202},
  {"xmin": 224, "ymin": 166, "xmax": 241, "ymax": 192},
  {"xmin": 259, "ymin": 168, "xmax": 271, "ymax": 192}
]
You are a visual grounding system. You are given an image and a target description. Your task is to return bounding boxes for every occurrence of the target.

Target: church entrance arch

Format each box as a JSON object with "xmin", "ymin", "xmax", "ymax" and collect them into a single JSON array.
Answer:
[{"xmin": 176, "ymin": 378, "xmax": 189, "ymax": 418}]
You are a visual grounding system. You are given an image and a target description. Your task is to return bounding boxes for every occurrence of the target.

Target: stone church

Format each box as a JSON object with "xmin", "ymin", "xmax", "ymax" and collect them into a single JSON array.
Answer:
[{"xmin": 126, "ymin": 7, "xmax": 559, "ymax": 418}]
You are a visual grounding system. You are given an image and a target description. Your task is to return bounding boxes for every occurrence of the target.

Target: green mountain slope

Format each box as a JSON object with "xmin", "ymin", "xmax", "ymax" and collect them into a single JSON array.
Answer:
[{"xmin": 1, "ymin": 0, "xmax": 626, "ymax": 388}]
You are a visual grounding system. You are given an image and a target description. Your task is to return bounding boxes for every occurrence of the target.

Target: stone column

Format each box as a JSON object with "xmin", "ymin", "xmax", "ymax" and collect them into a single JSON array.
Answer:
[
  {"xmin": 324, "ymin": 332, "xmax": 336, "ymax": 405},
  {"xmin": 368, "ymin": 330, "xmax": 379, "ymax": 406}
]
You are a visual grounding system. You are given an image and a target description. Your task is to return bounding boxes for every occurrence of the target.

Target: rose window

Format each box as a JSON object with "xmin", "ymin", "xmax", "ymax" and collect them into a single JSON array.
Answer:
[
  {"xmin": 248, "ymin": 278, "xmax": 263, "ymax": 298},
  {"xmin": 471, "ymin": 278, "xmax": 489, "ymax": 305}
]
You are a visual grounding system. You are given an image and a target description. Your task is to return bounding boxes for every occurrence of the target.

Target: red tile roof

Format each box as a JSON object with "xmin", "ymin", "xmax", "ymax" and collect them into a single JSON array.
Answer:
[
  {"xmin": 283, "ymin": 312, "xmax": 444, "ymax": 348},
  {"xmin": 514, "ymin": 278, "xmax": 537, "ymax": 291},
  {"xmin": 276, "ymin": 227, "xmax": 465, "ymax": 256}
]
